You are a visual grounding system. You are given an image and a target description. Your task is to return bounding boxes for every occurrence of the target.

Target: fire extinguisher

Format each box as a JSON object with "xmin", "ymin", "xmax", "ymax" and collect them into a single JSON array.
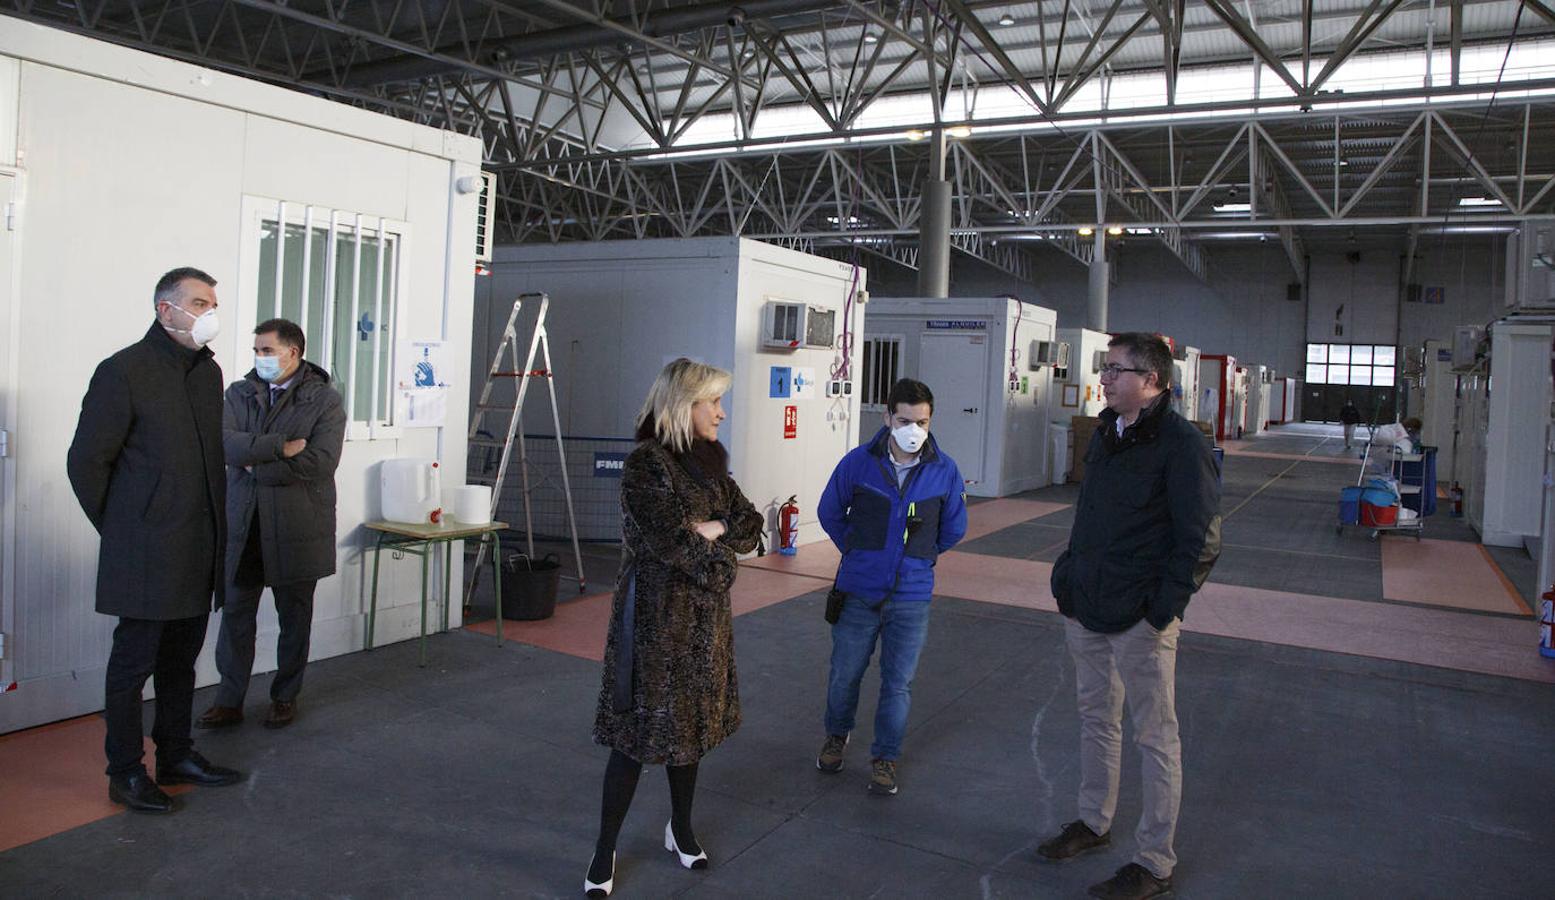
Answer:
[
  {"xmin": 1449, "ymin": 482, "xmax": 1464, "ymax": 518},
  {"xmin": 778, "ymin": 495, "xmax": 800, "ymax": 556},
  {"xmin": 1540, "ymin": 586, "xmax": 1555, "ymax": 659}
]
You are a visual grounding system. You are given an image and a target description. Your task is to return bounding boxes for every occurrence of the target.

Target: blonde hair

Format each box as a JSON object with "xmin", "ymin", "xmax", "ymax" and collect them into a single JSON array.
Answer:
[{"xmin": 637, "ymin": 358, "xmax": 732, "ymax": 453}]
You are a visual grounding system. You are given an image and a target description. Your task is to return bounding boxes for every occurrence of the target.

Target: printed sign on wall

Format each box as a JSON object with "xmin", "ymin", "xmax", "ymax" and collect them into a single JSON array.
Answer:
[
  {"xmin": 792, "ymin": 367, "xmax": 816, "ymax": 399},
  {"xmin": 769, "ymin": 366, "xmax": 792, "ymax": 398},
  {"xmin": 783, "ymin": 405, "xmax": 798, "ymax": 439},
  {"xmin": 593, "ymin": 452, "xmax": 628, "ymax": 477}
]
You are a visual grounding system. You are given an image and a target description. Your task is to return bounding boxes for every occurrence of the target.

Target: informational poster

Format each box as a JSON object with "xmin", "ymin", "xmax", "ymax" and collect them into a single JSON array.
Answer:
[
  {"xmin": 783, "ymin": 405, "xmax": 798, "ymax": 439},
  {"xmin": 397, "ymin": 340, "xmax": 450, "ymax": 427}
]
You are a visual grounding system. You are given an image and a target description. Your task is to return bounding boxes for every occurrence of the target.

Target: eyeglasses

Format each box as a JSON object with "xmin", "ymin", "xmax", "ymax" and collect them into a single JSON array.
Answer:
[{"xmin": 1098, "ymin": 364, "xmax": 1149, "ymax": 379}]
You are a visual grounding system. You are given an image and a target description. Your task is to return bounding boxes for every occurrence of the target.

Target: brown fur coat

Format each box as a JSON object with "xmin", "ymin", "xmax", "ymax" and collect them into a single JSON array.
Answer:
[{"xmin": 592, "ymin": 438, "xmax": 764, "ymax": 765}]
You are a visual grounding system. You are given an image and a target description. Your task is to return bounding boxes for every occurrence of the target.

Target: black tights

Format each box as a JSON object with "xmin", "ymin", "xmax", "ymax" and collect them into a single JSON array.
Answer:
[{"xmin": 590, "ymin": 749, "xmax": 700, "ymax": 877}]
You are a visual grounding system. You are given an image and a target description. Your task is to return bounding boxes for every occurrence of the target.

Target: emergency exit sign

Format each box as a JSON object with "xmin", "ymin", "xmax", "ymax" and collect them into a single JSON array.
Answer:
[{"xmin": 783, "ymin": 405, "xmax": 797, "ymax": 439}]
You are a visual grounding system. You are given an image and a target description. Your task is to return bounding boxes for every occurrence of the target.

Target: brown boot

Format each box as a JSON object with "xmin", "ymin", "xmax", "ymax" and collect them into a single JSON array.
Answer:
[
  {"xmin": 264, "ymin": 700, "xmax": 297, "ymax": 729},
  {"xmin": 196, "ymin": 705, "xmax": 244, "ymax": 729}
]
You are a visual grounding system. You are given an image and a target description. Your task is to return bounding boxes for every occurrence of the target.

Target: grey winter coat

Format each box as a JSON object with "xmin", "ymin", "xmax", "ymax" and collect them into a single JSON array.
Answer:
[
  {"xmin": 67, "ymin": 323, "xmax": 226, "ymax": 620},
  {"xmin": 222, "ymin": 361, "xmax": 346, "ymax": 586}
]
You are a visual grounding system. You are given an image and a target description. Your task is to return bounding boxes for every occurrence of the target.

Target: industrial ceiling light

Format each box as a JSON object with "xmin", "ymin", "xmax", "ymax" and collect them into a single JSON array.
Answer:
[
  {"xmin": 998, "ymin": 13, "xmax": 1016, "ymax": 26},
  {"xmin": 1107, "ymin": 226, "xmax": 1124, "ymax": 236},
  {"xmin": 1457, "ymin": 196, "xmax": 1502, "ymax": 207},
  {"xmin": 904, "ymin": 129, "xmax": 928, "ymax": 141},
  {"xmin": 1078, "ymin": 226, "xmax": 1095, "ymax": 236},
  {"xmin": 863, "ymin": 29, "xmax": 879, "ymax": 44},
  {"xmin": 946, "ymin": 124, "xmax": 973, "ymax": 138},
  {"xmin": 1213, "ymin": 202, "xmax": 1252, "ymax": 213}
]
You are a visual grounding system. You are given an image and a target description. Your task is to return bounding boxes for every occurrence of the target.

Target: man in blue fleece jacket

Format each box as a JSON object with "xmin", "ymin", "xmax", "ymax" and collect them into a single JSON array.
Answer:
[{"xmin": 814, "ymin": 378, "xmax": 967, "ymax": 796}]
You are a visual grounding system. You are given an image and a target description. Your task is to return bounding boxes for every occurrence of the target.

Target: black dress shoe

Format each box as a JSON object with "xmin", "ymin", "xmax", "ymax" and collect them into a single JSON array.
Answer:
[
  {"xmin": 108, "ymin": 772, "xmax": 175, "ymax": 814},
  {"xmin": 156, "ymin": 751, "xmax": 243, "ymax": 787}
]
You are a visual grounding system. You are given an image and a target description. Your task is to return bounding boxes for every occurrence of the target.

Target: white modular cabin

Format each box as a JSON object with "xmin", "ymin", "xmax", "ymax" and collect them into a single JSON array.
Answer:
[
  {"xmin": 861, "ymin": 297, "xmax": 1059, "ymax": 497},
  {"xmin": 1057, "ymin": 327, "xmax": 1111, "ymax": 418},
  {"xmin": 0, "ymin": 22, "xmax": 484, "ymax": 732},
  {"xmin": 477, "ymin": 238, "xmax": 866, "ymax": 551}
]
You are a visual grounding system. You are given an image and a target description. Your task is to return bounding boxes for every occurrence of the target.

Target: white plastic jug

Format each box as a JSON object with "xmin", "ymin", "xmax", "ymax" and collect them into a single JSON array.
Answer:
[{"xmin": 381, "ymin": 459, "xmax": 441, "ymax": 524}]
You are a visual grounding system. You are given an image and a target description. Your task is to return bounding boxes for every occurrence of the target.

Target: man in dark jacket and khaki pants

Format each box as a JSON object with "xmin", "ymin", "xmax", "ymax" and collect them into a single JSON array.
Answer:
[
  {"xmin": 67, "ymin": 267, "xmax": 245, "ymax": 814},
  {"xmin": 199, "ymin": 318, "xmax": 345, "ymax": 731},
  {"xmin": 1040, "ymin": 333, "xmax": 1221, "ymax": 900}
]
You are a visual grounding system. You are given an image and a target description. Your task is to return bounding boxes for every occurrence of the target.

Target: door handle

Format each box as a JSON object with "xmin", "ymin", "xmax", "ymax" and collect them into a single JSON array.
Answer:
[{"xmin": 963, "ymin": 407, "xmax": 979, "ymax": 414}]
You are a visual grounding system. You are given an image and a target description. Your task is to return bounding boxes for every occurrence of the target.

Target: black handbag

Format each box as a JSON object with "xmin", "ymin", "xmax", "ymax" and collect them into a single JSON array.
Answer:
[{"xmin": 825, "ymin": 584, "xmax": 846, "ymax": 625}]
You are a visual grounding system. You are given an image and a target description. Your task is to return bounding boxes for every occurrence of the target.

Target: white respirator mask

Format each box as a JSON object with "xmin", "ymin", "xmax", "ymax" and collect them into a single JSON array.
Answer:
[
  {"xmin": 166, "ymin": 302, "xmax": 220, "ymax": 347},
  {"xmin": 891, "ymin": 422, "xmax": 928, "ymax": 455}
]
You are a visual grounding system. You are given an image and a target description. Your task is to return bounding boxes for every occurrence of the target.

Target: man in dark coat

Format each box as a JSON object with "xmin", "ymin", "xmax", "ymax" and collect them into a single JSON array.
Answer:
[
  {"xmin": 66, "ymin": 267, "xmax": 244, "ymax": 814},
  {"xmin": 198, "ymin": 318, "xmax": 345, "ymax": 731},
  {"xmin": 1039, "ymin": 333, "xmax": 1221, "ymax": 900},
  {"xmin": 1339, "ymin": 400, "xmax": 1363, "ymax": 449}
]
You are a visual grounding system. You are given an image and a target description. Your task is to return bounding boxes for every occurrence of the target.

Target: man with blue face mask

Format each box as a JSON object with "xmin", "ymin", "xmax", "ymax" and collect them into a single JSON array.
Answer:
[
  {"xmin": 67, "ymin": 267, "xmax": 243, "ymax": 814},
  {"xmin": 198, "ymin": 318, "xmax": 345, "ymax": 731},
  {"xmin": 815, "ymin": 378, "xmax": 967, "ymax": 796}
]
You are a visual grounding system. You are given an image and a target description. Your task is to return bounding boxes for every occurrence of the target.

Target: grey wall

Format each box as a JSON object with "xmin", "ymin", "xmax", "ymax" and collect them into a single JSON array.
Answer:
[{"xmin": 864, "ymin": 235, "xmax": 1507, "ymax": 382}]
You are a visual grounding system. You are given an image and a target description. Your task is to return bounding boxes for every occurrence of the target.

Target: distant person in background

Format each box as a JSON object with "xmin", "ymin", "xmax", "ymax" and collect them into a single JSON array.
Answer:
[
  {"xmin": 585, "ymin": 358, "xmax": 765, "ymax": 898},
  {"xmin": 1339, "ymin": 401, "xmax": 1362, "ymax": 449},
  {"xmin": 198, "ymin": 318, "xmax": 345, "ymax": 732},
  {"xmin": 66, "ymin": 267, "xmax": 243, "ymax": 814}
]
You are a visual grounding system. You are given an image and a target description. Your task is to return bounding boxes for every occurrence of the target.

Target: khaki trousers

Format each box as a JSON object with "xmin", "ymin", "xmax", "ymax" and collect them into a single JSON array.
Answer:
[{"xmin": 1064, "ymin": 616, "xmax": 1182, "ymax": 879}]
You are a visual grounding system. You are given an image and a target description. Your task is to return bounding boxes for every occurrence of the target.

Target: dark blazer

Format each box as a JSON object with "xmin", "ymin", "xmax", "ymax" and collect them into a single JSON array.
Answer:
[
  {"xmin": 222, "ymin": 361, "xmax": 346, "ymax": 585},
  {"xmin": 67, "ymin": 323, "xmax": 226, "ymax": 620},
  {"xmin": 1051, "ymin": 393, "xmax": 1222, "ymax": 633}
]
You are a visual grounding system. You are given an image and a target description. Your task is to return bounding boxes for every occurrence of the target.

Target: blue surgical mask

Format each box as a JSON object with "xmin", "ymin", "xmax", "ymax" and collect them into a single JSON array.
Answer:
[{"xmin": 254, "ymin": 356, "xmax": 284, "ymax": 382}]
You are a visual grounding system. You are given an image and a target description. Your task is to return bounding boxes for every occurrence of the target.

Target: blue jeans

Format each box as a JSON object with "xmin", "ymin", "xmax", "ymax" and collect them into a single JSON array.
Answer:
[{"xmin": 823, "ymin": 594, "xmax": 932, "ymax": 761}]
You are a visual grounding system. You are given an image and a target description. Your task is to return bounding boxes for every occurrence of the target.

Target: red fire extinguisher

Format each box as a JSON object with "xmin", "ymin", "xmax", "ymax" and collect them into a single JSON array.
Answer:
[
  {"xmin": 778, "ymin": 495, "xmax": 799, "ymax": 556},
  {"xmin": 1449, "ymin": 482, "xmax": 1464, "ymax": 518}
]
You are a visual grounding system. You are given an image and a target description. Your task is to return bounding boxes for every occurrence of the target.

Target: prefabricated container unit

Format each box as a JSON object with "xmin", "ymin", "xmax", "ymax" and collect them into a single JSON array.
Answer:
[
  {"xmin": 1458, "ymin": 320, "xmax": 1554, "ymax": 549},
  {"xmin": 860, "ymin": 298, "xmax": 1059, "ymax": 497},
  {"xmin": 1171, "ymin": 345, "xmax": 1202, "ymax": 424},
  {"xmin": 1198, "ymin": 355, "xmax": 1238, "ymax": 442},
  {"xmin": 477, "ymin": 238, "xmax": 865, "ymax": 550},
  {"xmin": 0, "ymin": 22, "xmax": 483, "ymax": 733},
  {"xmin": 1242, "ymin": 365, "xmax": 1272, "ymax": 436},
  {"xmin": 1505, "ymin": 221, "xmax": 1555, "ymax": 311},
  {"xmin": 1057, "ymin": 327, "xmax": 1111, "ymax": 418},
  {"xmin": 1418, "ymin": 339, "xmax": 1460, "ymax": 485},
  {"xmin": 1270, "ymin": 377, "xmax": 1299, "ymax": 425}
]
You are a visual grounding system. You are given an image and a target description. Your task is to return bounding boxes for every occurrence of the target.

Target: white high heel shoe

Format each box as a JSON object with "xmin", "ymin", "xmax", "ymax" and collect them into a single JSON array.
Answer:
[
  {"xmin": 584, "ymin": 852, "xmax": 614, "ymax": 897},
  {"xmin": 664, "ymin": 821, "xmax": 709, "ymax": 870}
]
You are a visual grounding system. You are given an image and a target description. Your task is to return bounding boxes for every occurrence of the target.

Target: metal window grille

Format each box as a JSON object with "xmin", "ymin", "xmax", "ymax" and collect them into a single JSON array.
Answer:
[
  {"xmin": 861, "ymin": 336, "xmax": 902, "ymax": 409},
  {"xmin": 256, "ymin": 200, "xmax": 401, "ymax": 434}
]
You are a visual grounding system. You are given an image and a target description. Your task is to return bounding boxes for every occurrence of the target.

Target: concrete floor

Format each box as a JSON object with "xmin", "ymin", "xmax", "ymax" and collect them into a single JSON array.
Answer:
[{"xmin": 3, "ymin": 427, "xmax": 1552, "ymax": 898}]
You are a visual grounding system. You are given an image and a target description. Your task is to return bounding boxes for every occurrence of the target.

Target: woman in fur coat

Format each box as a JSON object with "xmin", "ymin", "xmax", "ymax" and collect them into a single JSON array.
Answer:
[{"xmin": 584, "ymin": 358, "xmax": 764, "ymax": 898}]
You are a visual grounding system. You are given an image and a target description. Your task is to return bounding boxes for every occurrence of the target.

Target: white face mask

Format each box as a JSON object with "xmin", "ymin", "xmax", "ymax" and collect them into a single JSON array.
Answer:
[
  {"xmin": 891, "ymin": 422, "xmax": 928, "ymax": 455},
  {"xmin": 166, "ymin": 302, "xmax": 220, "ymax": 347}
]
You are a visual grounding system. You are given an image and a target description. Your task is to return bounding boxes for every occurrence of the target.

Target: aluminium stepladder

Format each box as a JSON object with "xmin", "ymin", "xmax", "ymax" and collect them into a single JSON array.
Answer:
[{"xmin": 463, "ymin": 293, "xmax": 586, "ymax": 611}]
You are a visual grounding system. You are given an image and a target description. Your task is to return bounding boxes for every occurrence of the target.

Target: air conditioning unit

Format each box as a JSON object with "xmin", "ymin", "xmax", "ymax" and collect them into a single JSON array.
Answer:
[
  {"xmin": 1028, "ymin": 339, "xmax": 1067, "ymax": 369},
  {"xmin": 474, "ymin": 171, "xmax": 496, "ymax": 264},
  {"xmin": 1451, "ymin": 325, "xmax": 1484, "ymax": 372},
  {"xmin": 762, "ymin": 300, "xmax": 837, "ymax": 350}
]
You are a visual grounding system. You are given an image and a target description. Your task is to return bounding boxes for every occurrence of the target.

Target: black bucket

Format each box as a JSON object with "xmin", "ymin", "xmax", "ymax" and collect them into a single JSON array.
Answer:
[{"xmin": 499, "ymin": 553, "xmax": 561, "ymax": 620}]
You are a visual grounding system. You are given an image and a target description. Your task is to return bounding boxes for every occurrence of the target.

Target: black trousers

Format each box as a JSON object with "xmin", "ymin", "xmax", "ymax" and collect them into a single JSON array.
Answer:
[
  {"xmin": 103, "ymin": 614, "xmax": 209, "ymax": 777},
  {"xmin": 214, "ymin": 579, "xmax": 318, "ymax": 707}
]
